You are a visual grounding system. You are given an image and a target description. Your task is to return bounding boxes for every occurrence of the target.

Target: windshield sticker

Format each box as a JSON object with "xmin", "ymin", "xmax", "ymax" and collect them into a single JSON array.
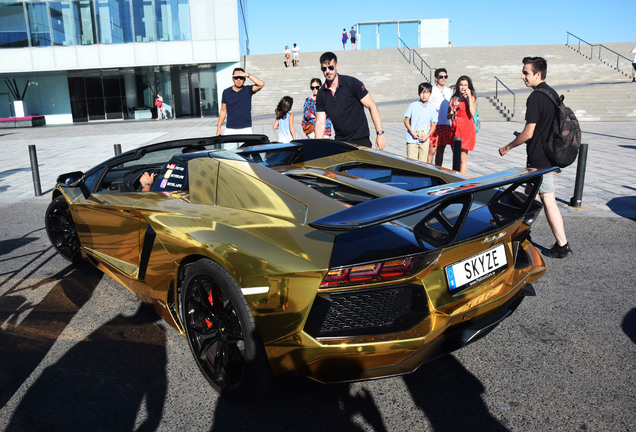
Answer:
[{"xmin": 159, "ymin": 162, "xmax": 187, "ymax": 190}]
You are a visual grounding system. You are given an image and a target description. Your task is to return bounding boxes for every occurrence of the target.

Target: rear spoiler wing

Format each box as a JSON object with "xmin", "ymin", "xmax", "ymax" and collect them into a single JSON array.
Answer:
[{"xmin": 309, "ymin": 167, "xmax": 557, "ymax": 231}]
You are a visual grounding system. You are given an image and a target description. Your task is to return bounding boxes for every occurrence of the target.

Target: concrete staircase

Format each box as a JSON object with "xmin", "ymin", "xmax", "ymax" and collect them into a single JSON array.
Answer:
[{"xmin": 244, "ymin": 43, "xmax": 636, "ymax": 124}]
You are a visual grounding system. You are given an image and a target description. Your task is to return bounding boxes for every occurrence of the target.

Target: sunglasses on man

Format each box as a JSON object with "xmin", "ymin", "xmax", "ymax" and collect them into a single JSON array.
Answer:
[
  {"xmin": 320, "ymin": 65, "xmax": 336, "ymax": 72},
  {"xmin": 232, "ymin": 76, "xmax": 246, "ymax": 80}
]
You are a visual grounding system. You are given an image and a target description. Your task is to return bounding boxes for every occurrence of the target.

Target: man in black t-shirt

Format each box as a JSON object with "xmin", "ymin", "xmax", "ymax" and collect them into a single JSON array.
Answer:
[
  {"xmin": 498, "ymin": 57, "xmax": 572, "ymax": 259},
  {"xmin": 315, "ymin": 51, "xmax": 386, "ymax": 149}
]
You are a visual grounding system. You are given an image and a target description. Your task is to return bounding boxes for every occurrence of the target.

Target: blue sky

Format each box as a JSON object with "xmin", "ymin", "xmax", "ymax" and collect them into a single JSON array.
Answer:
[{"xmin": 245, "ymin": 0, "xmax": 635, "ymax": 55}]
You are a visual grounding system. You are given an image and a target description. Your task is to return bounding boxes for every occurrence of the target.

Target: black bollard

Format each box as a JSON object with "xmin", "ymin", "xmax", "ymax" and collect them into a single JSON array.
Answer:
[
  {"xmin": 114, "ymin": 143, "xmax": 122, "ymax": 156},
  {"xmin": 452, "ymin": 137, "xmax": 462, "ymax": 172},
  {"xmin": 28, "ymin": 145, "xmax": 42, "ymax": 197},
  {"xmin": 569, "ymin": 143, "xmax": 588, "ymax": 207}
]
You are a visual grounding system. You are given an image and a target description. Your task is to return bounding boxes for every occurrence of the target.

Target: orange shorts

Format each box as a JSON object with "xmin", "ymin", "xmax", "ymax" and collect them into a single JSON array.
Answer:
[{"xmin": 430, "ymin": 124, "xmax": 452, "ymax": 147}]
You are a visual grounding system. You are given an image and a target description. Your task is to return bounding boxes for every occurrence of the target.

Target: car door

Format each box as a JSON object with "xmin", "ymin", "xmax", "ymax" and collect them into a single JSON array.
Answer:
[
  {"xmin": 72, "ymin": 190, "xmax": 145, "ymax": 278},
  {"xmin": 69, "ymin": 153, "xmax": 156, "ymax": 279}
]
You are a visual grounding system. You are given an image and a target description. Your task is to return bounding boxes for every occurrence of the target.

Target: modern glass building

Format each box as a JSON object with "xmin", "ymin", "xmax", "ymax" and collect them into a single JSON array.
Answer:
[{"xmin": 0, "ymin": 0, "xmax": 244, "ymax": 124}]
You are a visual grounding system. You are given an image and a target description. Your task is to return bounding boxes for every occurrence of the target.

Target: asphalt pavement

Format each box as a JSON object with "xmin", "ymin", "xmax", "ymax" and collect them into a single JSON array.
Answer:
[{"xmin": 0, "ymin": 201, "xmax": 633, "ymax": 431}]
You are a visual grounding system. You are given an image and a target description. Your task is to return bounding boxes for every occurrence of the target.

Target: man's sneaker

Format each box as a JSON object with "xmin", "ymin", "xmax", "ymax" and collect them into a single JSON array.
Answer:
[{"xmin": 542, "ymin": 242, "xmax": 573, "ymax": 259}]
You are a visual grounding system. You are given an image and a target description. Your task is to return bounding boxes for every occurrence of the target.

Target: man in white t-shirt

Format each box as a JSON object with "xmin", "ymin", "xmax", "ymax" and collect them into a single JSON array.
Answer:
[
  {"xmin": 292, "ymin": 43, "xmax": 300, "ymax": 67},
  {"xmin": 428, "ymin": 68, "xmax": 453, "ymax": 165}
]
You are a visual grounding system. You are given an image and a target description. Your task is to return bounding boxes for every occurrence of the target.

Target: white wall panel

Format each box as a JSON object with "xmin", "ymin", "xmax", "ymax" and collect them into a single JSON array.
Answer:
[
  {"xmin": 190, "ymin": 0, "xmax": 215, "ymax": 40},
  {"xmin": 215, "ymin": 39, "xmax": 240, "ymax": 62},
  {"xmin": 192, "ymin": 40, "xmax": 217, "ymax": 62},
  {"xmin": 157, "ymin": 41, "xmax": 193, "ymax": 65},
  {"xmin": 98, "ymin": 44, "xmax": 136, "ymax": 67},
  {"xmin": 52, "ymin": 46, "xmax": 79, "ymax": 69},
  {"xmin": 420, "ymin": 18, "xmax": 449, "ymax": 48},
  {"xmin": 30, "ymin": 49, "xmax": 56, "ymax": 71},
  {"xmin": 214, "ymin": 0, "xmax": 238, "ymax": 40},
  {"xmin": 133, "ymin": 43, "xmax": 159, "ymax": 66},
  {"xmin": 0, "ymin": 49, "xmax": 33, "ymax": 72}
]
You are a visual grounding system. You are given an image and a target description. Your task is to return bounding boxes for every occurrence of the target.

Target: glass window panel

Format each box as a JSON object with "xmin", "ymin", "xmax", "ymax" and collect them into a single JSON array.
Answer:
[
  {"xmin": 50, "ymin": 1, "xmax": 75, "ymax": 46},
  {"xmin": 26, "ymin": 2, "xmax": 51, "ymax": 47},
  {"xmin": 155, "ymin": 0, "xmax": 189, "ymax": 42},
  {"xmin": 131, "ymin": 0, "xmax": 154, "ymax": 42},
  {"xmin": 398, "ymin": 22, "xmax": 419, "ymax": 49},
  {"xmin": 0, "ymin": 2, "xmax": 28, "ymax": 48},
  {"xmin": 378, "ymin": 23, "xmax": 398, "ymax": 49},
  {"xmin": 198, "ymin": 65, "xmax": 217, "ymax": 117},
  {"xmin": 72, "ymin": 0, "xmax": 96, "ymax": 45},
  {"xmin": 96, "ymin": 0, "xmax": 132, "ymax": 44}
]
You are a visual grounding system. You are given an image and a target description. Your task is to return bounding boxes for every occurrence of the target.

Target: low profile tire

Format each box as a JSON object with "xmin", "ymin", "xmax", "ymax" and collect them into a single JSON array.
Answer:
[
  {"xmin": 181, "ymin": 259, "xmax": 271, "ymax": 399},
  {"xmin": 45, "ymin": 195, "xmax": 82, "ymax": 263}
]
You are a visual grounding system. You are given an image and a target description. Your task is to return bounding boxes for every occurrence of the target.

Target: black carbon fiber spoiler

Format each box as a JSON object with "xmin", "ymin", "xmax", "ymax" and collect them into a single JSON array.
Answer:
[{"xmin": 309, "ymin": 167, "xmax": 557, "ymax": 231}]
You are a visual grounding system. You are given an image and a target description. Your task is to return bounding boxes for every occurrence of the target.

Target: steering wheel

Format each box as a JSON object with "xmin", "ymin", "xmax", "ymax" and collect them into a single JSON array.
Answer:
[{"xmin": 123, "ymin": 168, "xmax": 158, "ymax": 192}]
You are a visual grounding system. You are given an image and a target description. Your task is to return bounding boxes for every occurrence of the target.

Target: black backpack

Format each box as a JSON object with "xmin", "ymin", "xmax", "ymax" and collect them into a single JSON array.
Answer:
[{"xmin": 535, "ymin": 88, "xmax": 582, "ymax": 168}]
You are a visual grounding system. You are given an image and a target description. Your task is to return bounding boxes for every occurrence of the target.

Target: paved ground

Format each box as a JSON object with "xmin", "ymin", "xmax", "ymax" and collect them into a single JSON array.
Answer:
[
  {"xmin": 1, "ymin": 118, "xmax": 635, "ymax": 431},
  {"xmin": 1, "ymin": 117, "xmax": 635, "ymax": 219},
  {"xmin": 0, "ymin": 201, "xmax": 634, "ymax": 431}
]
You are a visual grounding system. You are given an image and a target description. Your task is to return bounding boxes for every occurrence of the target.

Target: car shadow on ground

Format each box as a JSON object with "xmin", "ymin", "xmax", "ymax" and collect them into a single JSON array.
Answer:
[
  {"xmin": 209, "ymin": 367, "xmax": 389, "ymax": 432},
  {"xmin": 403, "ymin": 356, "xmax": 509, "ymax": 431},
  {"xmin": 4, "ymin": 304, "xmax": 168, "ymax": 432},
  {"xmin": 207, "ymin": 355, "xmax": 509, "ymax": 432},
  {"xmin": 0, "ymin": 260, "xmax": 102, "ymax": 410}
]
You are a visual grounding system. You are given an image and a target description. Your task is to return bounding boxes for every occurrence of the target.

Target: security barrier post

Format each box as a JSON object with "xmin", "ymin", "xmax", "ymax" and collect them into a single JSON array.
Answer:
[
  {"xmin": 28, "ymin": 145, "xmax": 42, "ymax": 197},
  {"xmin": 570, "ymin": 143, "xmax": 589, "ymax": 207}
]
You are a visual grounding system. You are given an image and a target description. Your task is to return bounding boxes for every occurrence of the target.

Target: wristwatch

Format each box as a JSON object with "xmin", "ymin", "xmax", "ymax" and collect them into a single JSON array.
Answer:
[
  {"xmin": 141, "ymin": 183, "xmax": 152, "ymax": 188},
  {"xmin": 376, "ymin": 130, "xmax": 384, "ymax": 135},
  {"xmin": 247, "ymin": 73, "xmax": 251, "ymax": 79}
]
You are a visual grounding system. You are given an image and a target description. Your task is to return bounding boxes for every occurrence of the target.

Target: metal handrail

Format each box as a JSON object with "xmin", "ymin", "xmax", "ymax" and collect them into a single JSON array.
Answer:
[
  {"xmin": 596, "ymin": 44, "xmax": 632, "ymax": 74},
  {"xmin": 566, "ymin": 32, "xmax": 632, "ymax": 75},
  {"xmin": 397, "ymin": 36, "xmax": 411, "ymax": 64},
  {"xmin": 412, "ymin": 50, "xmax": 434, "ymax": 83},
  {"xmin": 396, "ymin": 36, "xmax": 433, "ymax": 83},
  {"xmin": 494, "ymin": 76, "xmax": 516, "ymax": 118},
  {"xmin": 566, "ymin": 32, "xmax": 594, "ymax": 58}
]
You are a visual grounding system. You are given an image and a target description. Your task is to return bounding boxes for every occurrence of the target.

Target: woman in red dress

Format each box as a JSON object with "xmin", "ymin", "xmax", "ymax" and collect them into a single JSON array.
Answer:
[{"xmin": 448, "ymin": 76, "xmax": 477, "ymax": 174}]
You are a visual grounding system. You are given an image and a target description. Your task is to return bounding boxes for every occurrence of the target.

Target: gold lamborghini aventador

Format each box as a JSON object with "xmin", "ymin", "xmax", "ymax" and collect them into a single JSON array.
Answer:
[{"xmin": 45, "ymin": 135, "xmax": 551, "ymax": 398}]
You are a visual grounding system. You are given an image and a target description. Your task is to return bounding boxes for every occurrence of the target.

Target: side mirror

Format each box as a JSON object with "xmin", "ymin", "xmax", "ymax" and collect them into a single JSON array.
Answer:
[{"xmin": 57, "ymin": 171, "xmax": 90, "ymax": 199}]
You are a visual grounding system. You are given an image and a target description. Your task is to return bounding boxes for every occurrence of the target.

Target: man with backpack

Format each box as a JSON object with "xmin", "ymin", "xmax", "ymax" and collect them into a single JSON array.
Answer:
[{"xmin": 498, "ymin": 56, "xmax": 573, "ymax": 259}]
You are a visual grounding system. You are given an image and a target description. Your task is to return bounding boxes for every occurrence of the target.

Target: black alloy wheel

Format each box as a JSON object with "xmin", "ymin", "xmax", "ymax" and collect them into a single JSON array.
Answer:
[
  {"xmin": 45, "ymin": 195, "xmax": 81, "ymax": 263},
  {"xmin": 181, "ymin": 259, "xmax": 270, "ymax": 398}
]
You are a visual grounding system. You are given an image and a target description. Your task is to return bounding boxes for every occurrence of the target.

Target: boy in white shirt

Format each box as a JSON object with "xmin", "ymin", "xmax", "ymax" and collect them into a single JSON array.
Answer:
[{"xmin": 404, "ymin": 82, "xmax": 437, "ymax": 161}]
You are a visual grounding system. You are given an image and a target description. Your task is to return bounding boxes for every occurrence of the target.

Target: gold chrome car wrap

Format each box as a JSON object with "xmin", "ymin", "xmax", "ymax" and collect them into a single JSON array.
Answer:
[{"xmin": 46, "ymin": 136, "xmax": 551, "ymax": 397}]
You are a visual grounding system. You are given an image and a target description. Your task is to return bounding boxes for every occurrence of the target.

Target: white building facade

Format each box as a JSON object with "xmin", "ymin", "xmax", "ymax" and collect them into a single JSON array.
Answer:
[{"xmin": 0, "ymin": 0, "xmax": 243, "ymax": 124}]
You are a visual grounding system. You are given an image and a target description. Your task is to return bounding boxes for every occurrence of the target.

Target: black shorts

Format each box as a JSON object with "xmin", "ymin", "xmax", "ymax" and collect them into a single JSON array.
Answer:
[{"xmin": 632, "ymin": 62, "xmax": 636, "ymax": 71}]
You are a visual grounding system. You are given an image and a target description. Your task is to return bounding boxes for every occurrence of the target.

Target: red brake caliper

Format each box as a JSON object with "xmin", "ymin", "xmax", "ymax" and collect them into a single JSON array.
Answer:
[{"xmin": 205, "ymin": 291, "xmax": 214, "ymax": 328}]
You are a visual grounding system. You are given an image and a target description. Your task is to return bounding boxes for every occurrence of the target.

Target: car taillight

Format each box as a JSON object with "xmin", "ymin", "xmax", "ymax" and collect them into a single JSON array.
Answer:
[{"xmin": 321, "ymin": 256, "xmax": 423, "ymax": 288}]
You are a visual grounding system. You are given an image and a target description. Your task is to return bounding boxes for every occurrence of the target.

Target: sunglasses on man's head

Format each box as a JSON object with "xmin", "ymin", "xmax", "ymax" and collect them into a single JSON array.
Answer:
[
  {"xmin": 310, "ymin": 85, "xmax": 320, "ymax": 90},
  {"xmin": 232, "ymin": 76, "xmax": 245, "ymax": 80},
  {"xmin": 321, "ymin": 65, "xmax": 335, "ymax": 72}
]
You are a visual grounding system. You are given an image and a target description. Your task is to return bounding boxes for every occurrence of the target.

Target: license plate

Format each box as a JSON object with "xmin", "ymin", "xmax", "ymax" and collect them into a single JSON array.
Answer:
[{"xmin": 445, "ymin": 244, "xmax": 507, "ymax": 293}]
